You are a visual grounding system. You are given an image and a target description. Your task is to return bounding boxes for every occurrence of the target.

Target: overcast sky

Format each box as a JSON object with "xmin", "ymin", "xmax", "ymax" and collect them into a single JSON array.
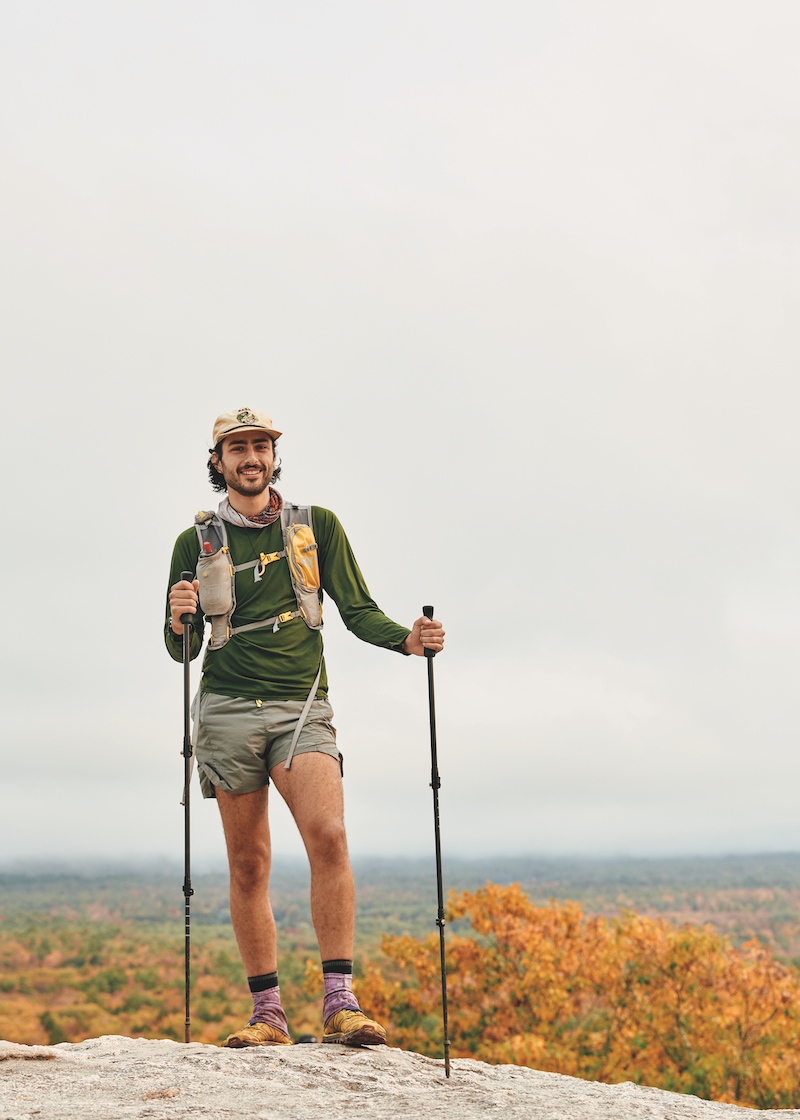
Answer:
[{"xmin": 2, "ymin": 1, "xmax": 799, "ymax": 865}]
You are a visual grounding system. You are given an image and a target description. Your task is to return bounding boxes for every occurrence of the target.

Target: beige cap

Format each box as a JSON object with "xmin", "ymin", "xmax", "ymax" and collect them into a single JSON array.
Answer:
[{"xmin": 212, "ymin": 407, "xmax": 282, "ymax": 447}]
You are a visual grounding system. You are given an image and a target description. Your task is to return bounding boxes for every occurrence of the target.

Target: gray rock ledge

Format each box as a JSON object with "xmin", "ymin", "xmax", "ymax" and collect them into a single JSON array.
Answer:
[{"xmin": 1, "ymin": 1035, "xmax": 799, "ymax": 1120}]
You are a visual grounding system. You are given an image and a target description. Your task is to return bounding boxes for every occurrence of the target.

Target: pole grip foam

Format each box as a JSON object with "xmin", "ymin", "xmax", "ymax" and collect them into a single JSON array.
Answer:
[
  {"xmin": 422, "ymin": 605, "xmax": 435, "ymax": 658},
  {"xmin": 180, "ymin": 571, "xmax": 195, "ymax": 626}
]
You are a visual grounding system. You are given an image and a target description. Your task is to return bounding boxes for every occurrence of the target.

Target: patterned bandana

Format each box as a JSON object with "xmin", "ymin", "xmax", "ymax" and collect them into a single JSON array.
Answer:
[{"xmin": 217, "ymin": 488, "xmax": 283, "ymax": 529}]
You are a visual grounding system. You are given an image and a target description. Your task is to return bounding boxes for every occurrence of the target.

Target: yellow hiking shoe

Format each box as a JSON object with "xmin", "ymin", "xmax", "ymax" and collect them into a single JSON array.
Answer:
[
  {"xmin": 322, "ymin": 1009, "xmax": 387, "ymax": 1047},
  {"xmin": 223, "ymin": 1021, "xmax": 293, "ymax": 1048}
]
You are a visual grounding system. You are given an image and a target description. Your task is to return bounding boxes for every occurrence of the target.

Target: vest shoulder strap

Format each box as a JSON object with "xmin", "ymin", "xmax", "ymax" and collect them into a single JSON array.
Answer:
[
  {"xmin": 280, "ymin": 503, "xmax": 314, "ymax": 529},
  {"xmin": 194, "ymin": 510, "xmax": 228, "ymax": 556}
]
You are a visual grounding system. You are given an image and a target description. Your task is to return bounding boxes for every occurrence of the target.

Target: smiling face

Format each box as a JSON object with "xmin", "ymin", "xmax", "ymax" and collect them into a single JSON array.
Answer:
[{"xmin": 210, "ymin": 431, "xmax": 276, "ymax": 499}]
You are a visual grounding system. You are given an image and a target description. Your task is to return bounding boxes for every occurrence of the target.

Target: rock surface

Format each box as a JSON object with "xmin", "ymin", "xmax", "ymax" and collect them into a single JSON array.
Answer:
[{"xmin": 1, "ymin": 1035, "xmax": 799, "ymax": 1120}]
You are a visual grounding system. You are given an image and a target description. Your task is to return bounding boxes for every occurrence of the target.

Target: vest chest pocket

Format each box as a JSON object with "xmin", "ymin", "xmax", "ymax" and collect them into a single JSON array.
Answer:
[
  {"xmin": 196, "ymin": 548, "xmax": 234, "ymax": 617},
  {"xmin": 285, "ymin": 522, "xmax": 322, "ymax": 629}
]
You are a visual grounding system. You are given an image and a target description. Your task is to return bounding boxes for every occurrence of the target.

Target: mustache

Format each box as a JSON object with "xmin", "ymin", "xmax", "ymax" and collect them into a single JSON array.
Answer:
[{"xmin": 237, "ymin": 464, "xmax": 265, "ymax": 473}]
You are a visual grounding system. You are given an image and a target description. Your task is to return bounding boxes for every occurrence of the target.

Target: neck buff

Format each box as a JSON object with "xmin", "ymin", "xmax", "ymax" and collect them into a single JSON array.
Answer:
[{"xmin": 217, "ymin": 488, "xmax": 283, "ymax": 529}]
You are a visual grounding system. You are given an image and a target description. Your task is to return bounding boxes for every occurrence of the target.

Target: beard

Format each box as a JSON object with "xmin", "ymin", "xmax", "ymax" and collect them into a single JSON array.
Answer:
[{"xmin": 226, "ymin": 467, "xmax": 271, "ymax": 498}]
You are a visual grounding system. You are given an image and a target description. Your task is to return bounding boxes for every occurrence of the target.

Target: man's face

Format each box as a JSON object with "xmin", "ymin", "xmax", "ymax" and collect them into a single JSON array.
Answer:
[{"xmin": 212, "ymin": 432, "xmax": 275, "ymax": 498}]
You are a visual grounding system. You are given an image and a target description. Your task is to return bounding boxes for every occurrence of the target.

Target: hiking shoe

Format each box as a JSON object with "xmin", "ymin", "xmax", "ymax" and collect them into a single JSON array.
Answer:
[
  {"xmin": 322, "ymin": 1009, "xmax": 387, "ymax": 1047},
  {"xmin": 223, "ymin": 1021, "xmax": 293, "ymax": 1048}
]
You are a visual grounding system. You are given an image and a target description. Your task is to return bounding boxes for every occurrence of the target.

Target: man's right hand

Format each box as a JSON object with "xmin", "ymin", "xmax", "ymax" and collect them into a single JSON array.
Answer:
[{"xmin": 169, "ymin": 579, "xmax": 200, "ymax": 635}]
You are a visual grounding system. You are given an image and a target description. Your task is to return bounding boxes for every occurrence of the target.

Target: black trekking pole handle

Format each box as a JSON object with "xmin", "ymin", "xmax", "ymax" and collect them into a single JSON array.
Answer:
[
  {"xmin": 179, "ymin": 571, "xmax": 195, "ymax": 1044},
  {"xmin": 423, "ymin": 605, "xmax": 436, "ymax": 658},
  {"xmin": 180, "ymin": 571, "xmax": 196, "ymax": 626},
  {"xmin": 422, "ymin": 604, "xmax": 450, "ymax": 1077}
]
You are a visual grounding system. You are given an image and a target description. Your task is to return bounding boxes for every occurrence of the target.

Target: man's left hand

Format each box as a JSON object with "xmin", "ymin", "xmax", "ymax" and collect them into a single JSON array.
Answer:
[{"xmin": 403, "ymin": 616, "xmax": 446, "ymax": 657}]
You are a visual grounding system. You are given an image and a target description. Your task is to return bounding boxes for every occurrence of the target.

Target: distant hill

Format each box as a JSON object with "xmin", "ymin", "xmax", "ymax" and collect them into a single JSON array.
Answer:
[{"xmin": 4, "ymin": 852, "xmax": 800, "ymax": 956}]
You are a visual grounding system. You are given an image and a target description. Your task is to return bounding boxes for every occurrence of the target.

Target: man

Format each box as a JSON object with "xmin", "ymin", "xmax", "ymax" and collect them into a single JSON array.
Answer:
[{"xmin": 165, "ymin": 407, "xmax": 445, "ymax": 1048}]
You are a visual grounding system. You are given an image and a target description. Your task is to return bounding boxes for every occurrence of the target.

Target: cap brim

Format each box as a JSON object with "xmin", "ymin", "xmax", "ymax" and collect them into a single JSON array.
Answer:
[{"xmin": 218, "ymin": 424, "xmax": 282, "ymax": 442}]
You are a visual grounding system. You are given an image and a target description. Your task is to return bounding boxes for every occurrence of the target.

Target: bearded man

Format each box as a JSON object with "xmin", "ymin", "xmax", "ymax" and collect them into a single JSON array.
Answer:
[{"xmin": 165, "ymin": 407, "xmax": 445, "ymax": 1047}]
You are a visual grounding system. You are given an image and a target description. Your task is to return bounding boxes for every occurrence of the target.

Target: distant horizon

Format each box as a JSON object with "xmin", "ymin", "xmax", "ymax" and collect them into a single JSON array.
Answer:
[{"xmin": 5, "ymin": 849, "xmax": 800, "ymax": 876}]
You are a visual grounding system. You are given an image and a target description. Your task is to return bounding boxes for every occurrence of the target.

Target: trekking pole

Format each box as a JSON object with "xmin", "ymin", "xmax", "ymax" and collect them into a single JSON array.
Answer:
[
  {"xmin": 180, "ymin": 571, "xmax": 195, "ymax": 1045},
  {"xmin": 423, "ymin": 605, "xmax": 451, "ymax": 1078}
]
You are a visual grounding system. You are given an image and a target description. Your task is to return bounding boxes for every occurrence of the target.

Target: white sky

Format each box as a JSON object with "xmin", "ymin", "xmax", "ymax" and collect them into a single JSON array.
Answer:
[{"xmin": 1, "ymin": 0, "xmax": 799, "ymax": 862}]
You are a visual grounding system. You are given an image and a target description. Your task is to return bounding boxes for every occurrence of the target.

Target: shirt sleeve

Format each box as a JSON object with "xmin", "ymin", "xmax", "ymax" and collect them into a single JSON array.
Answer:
[
  {"xmin": 164, "ymin": 528, "xmax": 206, "ymax": 663},
  {"xmin": 315, "ymin": 508, "xmax": 411, "ymax": 653}
]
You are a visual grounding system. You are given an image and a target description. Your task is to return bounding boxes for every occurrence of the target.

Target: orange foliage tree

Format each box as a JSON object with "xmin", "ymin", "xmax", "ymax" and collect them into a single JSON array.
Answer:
[{"xmin": 355, "ymin": 883, "xmax": 800, "ymax": 1108}]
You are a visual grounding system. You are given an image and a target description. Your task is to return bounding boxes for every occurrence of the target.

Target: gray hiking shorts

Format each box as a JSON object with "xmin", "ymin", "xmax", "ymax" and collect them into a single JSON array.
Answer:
[{"xmin": 193, "ymin": 692, "xmax": 341, "ymax": 799}]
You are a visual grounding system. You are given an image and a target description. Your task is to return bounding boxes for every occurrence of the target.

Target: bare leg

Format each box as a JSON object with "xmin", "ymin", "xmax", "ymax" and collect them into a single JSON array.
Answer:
[
  {"xmin": 270, "ymin": 753, "xmax": 355, "ymax": 960},
  {"xmin": 215, "ymin": 786, "xmax": 277, "ymax": 976},
  {"xmin": 270, "ymin": 753, "xmax": 386, "ymax": 1045}
]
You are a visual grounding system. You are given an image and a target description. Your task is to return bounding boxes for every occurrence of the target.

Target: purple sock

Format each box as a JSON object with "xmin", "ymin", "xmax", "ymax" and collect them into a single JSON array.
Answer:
[
  {"xmin": 248, "ymin": 972, "xmax": 289, "ymax": 1036},
  {"xmin": 322, "ymin": 960, "xmax": 360, "ymax": 1024}
]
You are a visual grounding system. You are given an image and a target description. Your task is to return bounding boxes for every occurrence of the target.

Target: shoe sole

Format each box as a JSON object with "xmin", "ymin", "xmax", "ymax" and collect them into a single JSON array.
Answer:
[
  {"xmin": 223, "ymin": 1037, "xmax": 293, "ymax": 1048},
  {"xmin": 322, "ymin": 1026, "xmax": 387, "ymax": 1047}
]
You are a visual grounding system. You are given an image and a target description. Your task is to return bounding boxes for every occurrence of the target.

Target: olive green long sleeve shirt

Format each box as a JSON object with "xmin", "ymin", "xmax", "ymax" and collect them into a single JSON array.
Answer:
[{"xmin": 164, "ymin": 506, "xmax": 410, "ymax": 701}]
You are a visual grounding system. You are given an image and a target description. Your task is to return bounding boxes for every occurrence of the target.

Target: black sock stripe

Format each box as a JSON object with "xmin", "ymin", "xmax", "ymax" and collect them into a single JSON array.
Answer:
[
  {"xmin": 248, "ymin": 972, "xmax": 279, "ymax": 992},
  {"xmin": 322, "ymin": 959, "xmax": 353, "ymax": 975}
]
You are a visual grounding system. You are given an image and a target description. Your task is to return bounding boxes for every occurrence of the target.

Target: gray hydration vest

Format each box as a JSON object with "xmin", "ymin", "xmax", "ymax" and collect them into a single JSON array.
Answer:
[{"xmin": 193, "ymin": 503, "xmax": 323, "ymax": 650}]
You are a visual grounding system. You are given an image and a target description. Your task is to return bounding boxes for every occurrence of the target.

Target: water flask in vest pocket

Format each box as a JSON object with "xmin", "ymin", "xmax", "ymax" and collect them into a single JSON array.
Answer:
[
  {"xmin": 196, "ymin": 548, "xmax": 234, "ymax": 617},
  {"xmin": 285, "ymin": 523, "xmax": 322, "ymax": 628}
]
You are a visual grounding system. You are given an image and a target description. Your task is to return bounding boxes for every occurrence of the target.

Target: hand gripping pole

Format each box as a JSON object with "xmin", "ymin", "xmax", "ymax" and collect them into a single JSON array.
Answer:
[
  {"xmin": 423, "ymin": 605, "xmax": 451, "ymax": 1078},
  {"xmin": 180, "ymin": 571, "xmax": 195, "ymax": 1044}
]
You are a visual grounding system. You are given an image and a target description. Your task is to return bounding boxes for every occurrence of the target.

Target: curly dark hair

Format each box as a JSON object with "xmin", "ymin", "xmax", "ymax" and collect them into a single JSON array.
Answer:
[{"xmin": 207, "ymin": 438, "xmax": 282, "ymax": 493}]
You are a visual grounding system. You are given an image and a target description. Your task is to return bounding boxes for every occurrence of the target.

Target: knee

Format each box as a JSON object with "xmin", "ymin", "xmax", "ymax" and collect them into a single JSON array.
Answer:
[
  {"xmin": 306, "ymin": 819, "xmax": 349, "ymax": 863},
  {"xmin": 229, "ymin": 847, "xmax": 270, "ymax": 893}
]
